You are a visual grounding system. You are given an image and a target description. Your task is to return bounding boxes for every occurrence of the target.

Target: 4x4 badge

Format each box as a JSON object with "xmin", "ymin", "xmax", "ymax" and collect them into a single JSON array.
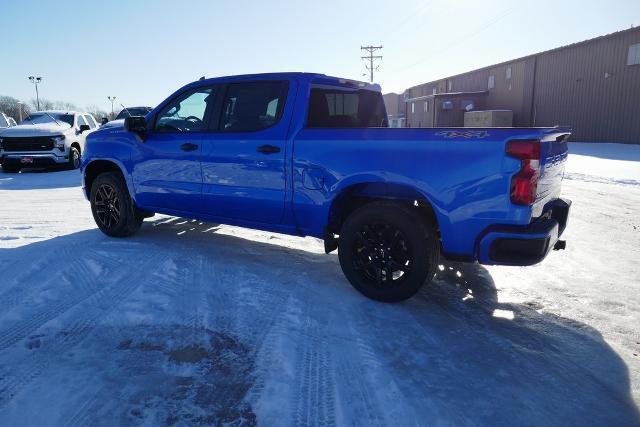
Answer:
[{"xmin": 436, "ymin": 130, "xmax": 490, "ymax": 139}]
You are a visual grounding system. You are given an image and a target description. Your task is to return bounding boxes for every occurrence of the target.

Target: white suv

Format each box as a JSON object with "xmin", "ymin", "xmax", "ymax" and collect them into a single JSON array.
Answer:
[{"xmin": 0, "ymin": 111, "xmax": 98, "ymax": 173}]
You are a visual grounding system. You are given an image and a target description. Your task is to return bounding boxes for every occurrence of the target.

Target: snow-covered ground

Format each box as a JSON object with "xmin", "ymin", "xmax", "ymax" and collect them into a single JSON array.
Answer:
[{"xmin": 0, "ymin": 142, "xmax": 639, "ymax": 426}]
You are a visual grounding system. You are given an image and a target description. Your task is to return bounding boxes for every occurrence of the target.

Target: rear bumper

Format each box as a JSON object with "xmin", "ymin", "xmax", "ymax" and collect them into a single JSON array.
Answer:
[{"xmin": 478, "ymin": 198, "xmax": 571, "ymax": 266}]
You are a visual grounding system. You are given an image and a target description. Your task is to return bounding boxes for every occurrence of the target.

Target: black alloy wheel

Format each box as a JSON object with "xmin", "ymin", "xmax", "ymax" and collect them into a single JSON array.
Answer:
[
  {"xmin": 338, "ymin": 201, "xmax": 439, "ymax": 302},
  {"xmin": 90, "ymin": 172, "xmax": 143, "ymax": 237},
  {"xmin": 94, "ymin": 183, "xmax": 121, "ymax": 229},
  {"xmin": 352, "ymin": 221, "xmax": 413, "ymax": 287}
]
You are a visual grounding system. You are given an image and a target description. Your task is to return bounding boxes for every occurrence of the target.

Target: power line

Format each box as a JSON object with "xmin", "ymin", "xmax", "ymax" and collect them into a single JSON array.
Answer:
[
  {"xmin": 389, "ymin": 5, "xmax": 519, "ymax": 74},
  {"xmin": 361, "ymin": 45, "xmax": 383, "ymax": 83}
]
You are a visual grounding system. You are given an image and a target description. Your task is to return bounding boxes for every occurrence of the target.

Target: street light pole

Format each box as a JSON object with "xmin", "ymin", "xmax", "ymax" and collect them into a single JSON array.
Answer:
[
  {"xmin": 28, "ymin": 76, "xmax": 42, "ymax": 110},
  {"xmin": 107, "ymin": 96, "xmax": 117, "ymax": 119},
  {"xmin": 17, "ymin": 102, "xmax": 23, "ymax": 122}
]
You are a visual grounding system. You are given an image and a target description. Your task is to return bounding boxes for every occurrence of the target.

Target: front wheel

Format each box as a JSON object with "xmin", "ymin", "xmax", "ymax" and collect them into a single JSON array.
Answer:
[
  {"xmin": 90, "ymin": 172, "xmax": 143, "ymax": 237},
  {"xmin": 67, "ymin": 146, "xmax": 80, "ymax": 170},
  {"xmin": 338, "ymin": 201, "xmax": 439, "ymax": 302}
]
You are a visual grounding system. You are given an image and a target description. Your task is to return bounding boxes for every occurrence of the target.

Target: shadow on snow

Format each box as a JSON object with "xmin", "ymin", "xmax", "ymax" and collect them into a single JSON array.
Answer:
[
  {"xmin": 0, "ymin": 217, "xmax": 638, "ymax": 425},
  {"xmin": 0, "ymin": 167, "xmax": 81, "ymax": 190}
]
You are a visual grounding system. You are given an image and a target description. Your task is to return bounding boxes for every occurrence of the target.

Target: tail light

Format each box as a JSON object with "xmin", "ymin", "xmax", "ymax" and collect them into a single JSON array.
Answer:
[{"xmin": 507, "ymin": 140, "xmax": 540, "ymax": 205}]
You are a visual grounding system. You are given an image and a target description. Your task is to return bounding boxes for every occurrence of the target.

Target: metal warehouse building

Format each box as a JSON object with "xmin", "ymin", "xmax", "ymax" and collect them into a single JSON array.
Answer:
[{"xmin": 399, "ymin": 26, "xmax": 640, "ymax": 143}]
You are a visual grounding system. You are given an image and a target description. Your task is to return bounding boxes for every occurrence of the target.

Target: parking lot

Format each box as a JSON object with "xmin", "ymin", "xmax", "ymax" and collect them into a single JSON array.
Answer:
[{"xmin": 0, "ymin": 144, "xmax": 639, "ymax": 425}]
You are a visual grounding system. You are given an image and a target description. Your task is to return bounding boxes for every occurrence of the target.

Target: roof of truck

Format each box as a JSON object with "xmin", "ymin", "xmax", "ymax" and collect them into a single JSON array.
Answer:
[
  {"xmin": 196, "ymin": 72, "xmax": 382, "ymax": 92},
  {"xmin": 31, "ymin": 110, "xmax": 91, "ymax": 115}
]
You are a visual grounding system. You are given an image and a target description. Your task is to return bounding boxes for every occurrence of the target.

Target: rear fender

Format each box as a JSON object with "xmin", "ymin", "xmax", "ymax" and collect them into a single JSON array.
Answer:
[{"xmin": 326, "ymin": 177, "xmax": 449, "ymax": 240}]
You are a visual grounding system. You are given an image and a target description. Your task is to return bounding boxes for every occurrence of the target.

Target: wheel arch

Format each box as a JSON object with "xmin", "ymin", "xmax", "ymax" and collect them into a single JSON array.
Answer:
[
  {"xmin": 323, "ymin": 180, "xmax": 446, "ymax": 253},
  {"xmin": 83, "ymin": 158, "xmax": 135, "ymax": 202},
  {"xmin": 70, "ymin": 141, "xmax": 81, "ymax": 153}
]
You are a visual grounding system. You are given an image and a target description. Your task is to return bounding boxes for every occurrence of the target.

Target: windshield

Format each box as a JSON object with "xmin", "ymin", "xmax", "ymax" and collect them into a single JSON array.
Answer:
[
  {"xmin": 115, "ymin": 107, "xmax": 151, "ymax": 120},
  {"xmin": 21, "ymin": 113, "xmax": 74, "ymax": 126}
]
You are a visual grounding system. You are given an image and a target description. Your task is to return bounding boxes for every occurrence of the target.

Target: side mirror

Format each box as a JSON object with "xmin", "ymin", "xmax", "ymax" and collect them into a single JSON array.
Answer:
[
  {"xmin": 101, "ymin": 117, "xmax": 108, "ymax": 126},
  {"xmin": 124, "ymin": 116, "xmax": 147, "ymax": 136},
  {"xmin": 79, "ymin": 124, "xmax": 90, "ymax": 133}
]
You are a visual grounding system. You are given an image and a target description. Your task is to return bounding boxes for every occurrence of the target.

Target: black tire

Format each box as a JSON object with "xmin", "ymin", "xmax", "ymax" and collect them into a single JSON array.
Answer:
[
  {"xmin": 67, "ymin": 146, "xmax": 80, "ymax": 170},
  {"xmin": 90, "ymin": 172, "xmax": 143, "ymax": 237},
  {"xmin": 338, "ymin": 201, "xmax": 439, "ymax": 302},
  {"xmin": 1, "ymin": 163, "xmax": 20, "ymax": 173}
]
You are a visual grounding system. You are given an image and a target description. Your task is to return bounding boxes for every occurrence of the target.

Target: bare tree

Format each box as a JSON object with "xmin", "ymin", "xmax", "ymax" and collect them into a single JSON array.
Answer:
[
  {"xmin": 29, "ymin": 98, "xmax": 54, "ymax": 111},
  {"xmin": 53, "ymin": 101, "xmax": 78, "ymax": 111},
  {"xmin": 86, "ymin": 105, "xmax": 109, "ymax": 121},
  {"xmin": 0, "ymin": 95, "xmax": 32, "ymax": 122}
]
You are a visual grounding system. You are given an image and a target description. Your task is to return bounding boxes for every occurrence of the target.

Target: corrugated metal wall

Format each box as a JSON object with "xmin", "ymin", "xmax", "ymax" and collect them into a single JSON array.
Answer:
[
  {"xmin": 400, "ymin": 27, "xmax": 640, "ymax": 142},
  {"xmin": 533, "ymin": 28, "xmax": 640, "ymax": 142}
]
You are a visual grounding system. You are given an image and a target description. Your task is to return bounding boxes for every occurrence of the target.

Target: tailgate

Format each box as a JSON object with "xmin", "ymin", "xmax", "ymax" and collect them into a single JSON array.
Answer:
[{"xmin": 533, "ymin": 130, "xmax": 570, "ymax": 217}]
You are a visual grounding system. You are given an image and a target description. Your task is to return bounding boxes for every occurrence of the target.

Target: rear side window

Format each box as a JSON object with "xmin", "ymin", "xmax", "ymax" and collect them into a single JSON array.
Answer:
[
  {"xmin": 85, "ymin": 115, "xmax": 97, "ymax": 129},
  {"xmin": 307, "ymin": 88, "xmax": 388, "ymax": 128},
  {"xmin": 220, "ymin": 81, "xmax": 288, "ymax": 132}
]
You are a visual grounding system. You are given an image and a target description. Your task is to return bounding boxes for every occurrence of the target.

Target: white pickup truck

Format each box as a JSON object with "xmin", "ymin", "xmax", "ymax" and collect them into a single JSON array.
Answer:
[{"xmin": 0, "ymin": 111, "xmax": 98, "ymax": 173}]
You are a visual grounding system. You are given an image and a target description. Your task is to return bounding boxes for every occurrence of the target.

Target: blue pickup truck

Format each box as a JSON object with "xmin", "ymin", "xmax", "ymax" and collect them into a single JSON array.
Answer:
[{"xmin": 81, "ymin": 72, "xmax": 571, "ymax": 302}]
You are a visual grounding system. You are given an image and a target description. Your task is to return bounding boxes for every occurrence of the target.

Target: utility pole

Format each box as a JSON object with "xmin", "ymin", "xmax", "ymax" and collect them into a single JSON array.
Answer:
[
  {"xmin": 107, "ymin": 96, "xmax": 117, "ymax": 119},
  {"xmin": 360, "ymin": 45, "xmax": 383, "ymax": 83},
  {"xmin": 28, "ymin": 76, "xmax": 42, "ymax": 110}
]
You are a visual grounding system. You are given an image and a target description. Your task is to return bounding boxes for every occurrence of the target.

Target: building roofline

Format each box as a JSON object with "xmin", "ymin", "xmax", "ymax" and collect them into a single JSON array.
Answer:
[
  {"xmin": 405, "ymin": 90, "xmax": 489, "ymax": 102},
  {"xmin": 407, "ymin": 25, "xmax": 640, "ymax": 91}
]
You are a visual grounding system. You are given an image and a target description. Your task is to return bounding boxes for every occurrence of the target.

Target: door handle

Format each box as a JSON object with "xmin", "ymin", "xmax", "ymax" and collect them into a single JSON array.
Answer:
[
  {"xmin": 180, "ymin": 143, "xmax": 199, "ymax": 152},
  {"xmin": 257, "ymin": 144, "xmax": 281, "ymax": 154}
]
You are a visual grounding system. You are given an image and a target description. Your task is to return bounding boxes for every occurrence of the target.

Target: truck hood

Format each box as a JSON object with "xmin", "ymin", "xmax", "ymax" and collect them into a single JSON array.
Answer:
[
  {"xmin": 101, "ymin": 119, "xmax": 125, "ymax": 130},
  {"xmin": 0, "ymin": 122, "xmax": 71, "ymax": 137}
]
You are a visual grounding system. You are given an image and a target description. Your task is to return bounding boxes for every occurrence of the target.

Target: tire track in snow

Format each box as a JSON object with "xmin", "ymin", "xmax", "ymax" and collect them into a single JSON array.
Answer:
[
  {"xmin": 333, "ymin": 343, "xmax": 385, "ymax": 426},
  {"xmin": 0, "ymin": 250, "xmax": 123, "ymax": 353},
  {"xmin": 0, "ymin": 252, "xmax": 164, "ymax": 410},
  {"xmin": 0, "ymin": 241, "xmax": 102, "ymax": 317},
  {"xmin": 63, "ymin": 256, "xmax": 187, "ymax": 427},
  {"xmin": 292, "ymin": 316, "xmax": 337, "ymax": 427}
]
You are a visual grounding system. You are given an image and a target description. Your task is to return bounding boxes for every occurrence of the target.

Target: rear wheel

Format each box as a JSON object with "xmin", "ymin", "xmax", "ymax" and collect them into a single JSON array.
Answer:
[
  {"xmin": 338, "ymin": 201, "xmax": 439, "ymax": 302},
  {"xmin": 90, "ymin": 172, "xmax": 143, "ymax": 237}
]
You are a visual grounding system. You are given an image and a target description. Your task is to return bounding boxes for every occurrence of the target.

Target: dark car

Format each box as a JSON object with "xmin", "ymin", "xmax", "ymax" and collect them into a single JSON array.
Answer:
[{"xmin": 114, "ymin": 106, "xmax": 153, "ymax": 120}]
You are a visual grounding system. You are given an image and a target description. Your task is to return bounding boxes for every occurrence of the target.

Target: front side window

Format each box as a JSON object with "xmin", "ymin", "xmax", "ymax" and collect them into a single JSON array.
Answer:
[
  {"xmin": 155, "ymin": 87, "xmax": 215, "ymax": 132},
  {"xmin": 220, "ymin": 81, "xmax": 288, "ymax": 132},
  {"xmin": 628, "ymin": 43, "xmax": 640, "ymax": 65},
  {"xmin": 307, "ymin": 87, "xmax": 388, "ymax": 128}
]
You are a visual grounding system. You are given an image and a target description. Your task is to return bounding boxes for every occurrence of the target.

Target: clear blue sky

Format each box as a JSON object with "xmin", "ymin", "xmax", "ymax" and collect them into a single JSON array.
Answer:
[{"xmin": 1, "ymin": 0, "xmax": 638, "ymax": 111}]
